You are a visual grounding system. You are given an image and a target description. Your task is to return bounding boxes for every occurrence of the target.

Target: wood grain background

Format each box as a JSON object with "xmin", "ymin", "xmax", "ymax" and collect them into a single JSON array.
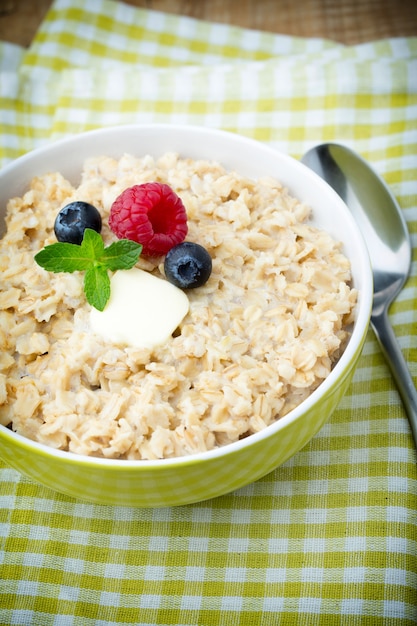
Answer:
[{"xmin": 1, "ymin": 0, "xmax": 416, "ymax": 47}]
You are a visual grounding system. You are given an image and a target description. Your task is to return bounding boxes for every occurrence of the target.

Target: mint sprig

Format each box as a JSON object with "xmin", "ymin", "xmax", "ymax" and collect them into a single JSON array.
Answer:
[{"xmin": 35, "ymin": 229, "xmax": 142, "ymax": 311}]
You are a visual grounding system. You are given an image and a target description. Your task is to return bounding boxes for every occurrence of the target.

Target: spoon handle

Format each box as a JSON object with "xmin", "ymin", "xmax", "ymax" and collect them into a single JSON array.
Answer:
[{"xmin": 371, "ymin": 310, "xmax": 417, "ymax": 448}]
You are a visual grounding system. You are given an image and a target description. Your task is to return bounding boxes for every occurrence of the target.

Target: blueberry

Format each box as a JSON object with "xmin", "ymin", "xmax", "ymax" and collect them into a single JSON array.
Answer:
[
  {"xmin": 54, "ymin": 201, "xmax": 102, "ymax": 245},
  {"xmin": 164, "ymin": 242, "xmax": 212, "ymax": 289}
]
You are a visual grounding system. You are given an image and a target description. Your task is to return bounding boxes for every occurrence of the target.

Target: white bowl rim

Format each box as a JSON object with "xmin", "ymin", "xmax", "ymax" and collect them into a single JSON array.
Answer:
[{"xmin": 0, "ymin": 123, "xmax": 373, "ymax": 469}]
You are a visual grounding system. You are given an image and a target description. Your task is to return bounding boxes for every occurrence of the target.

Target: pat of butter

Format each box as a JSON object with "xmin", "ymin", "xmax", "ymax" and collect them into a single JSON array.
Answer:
[{"xmin": 90, "ymin": 268, "xmax": 189, "ymax": 349}]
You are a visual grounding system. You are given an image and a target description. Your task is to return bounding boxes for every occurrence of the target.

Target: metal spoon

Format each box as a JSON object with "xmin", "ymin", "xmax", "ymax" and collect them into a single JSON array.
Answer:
[{"xmin": 301, "ymin": 143, "xmax": 417, "ymax": 448}]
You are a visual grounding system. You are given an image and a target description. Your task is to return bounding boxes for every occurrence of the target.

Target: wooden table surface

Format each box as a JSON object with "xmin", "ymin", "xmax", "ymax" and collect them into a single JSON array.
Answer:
[{"xmin": 0, "ymin": 0, "xmax": 416, "ymax": 48}]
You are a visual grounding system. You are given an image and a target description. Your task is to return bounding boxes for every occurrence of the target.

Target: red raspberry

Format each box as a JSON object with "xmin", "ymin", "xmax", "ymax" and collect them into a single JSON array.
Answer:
[{"xmin": 109, "ymin": 182, "xmax": 188, "ymax": 256}]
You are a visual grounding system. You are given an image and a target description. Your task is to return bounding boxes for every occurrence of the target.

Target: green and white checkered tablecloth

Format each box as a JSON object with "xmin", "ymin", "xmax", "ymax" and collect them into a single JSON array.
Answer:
[{"xmin": 1, "ymin": 0, "xmax": 416, "ymax": 624}]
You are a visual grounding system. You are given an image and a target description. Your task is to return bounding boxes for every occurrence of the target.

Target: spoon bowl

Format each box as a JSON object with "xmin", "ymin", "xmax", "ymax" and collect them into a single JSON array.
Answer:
[{"xmin": 302, "ymin": 142, "xmax": 417, "ymax": 448}]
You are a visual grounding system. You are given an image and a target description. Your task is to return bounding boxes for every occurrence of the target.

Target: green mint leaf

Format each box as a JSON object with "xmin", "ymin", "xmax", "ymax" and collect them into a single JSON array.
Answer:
[
  {"xmin": 84, "ymin": 265, "xmax": 110, "ymax": 312},
  {"xmin": 34, "ymin": 228, "xmax": 143, "ymax": 311},
  {"xmin": 101, "ymin": 239, "xmax": 143, "ymax": 271},
  {"xmin": 35, "ymin": 242, "xmax": 93, "ymax": 273},
  {"xmin": 80, "ymin": 228, "xmax": 105, "ymax": 260}
]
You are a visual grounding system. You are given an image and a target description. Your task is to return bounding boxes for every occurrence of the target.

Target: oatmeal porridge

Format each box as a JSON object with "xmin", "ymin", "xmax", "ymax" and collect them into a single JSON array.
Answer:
[{"xmin": 0, "ymin": 153, "xmax": 357, "ymax": 459}]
